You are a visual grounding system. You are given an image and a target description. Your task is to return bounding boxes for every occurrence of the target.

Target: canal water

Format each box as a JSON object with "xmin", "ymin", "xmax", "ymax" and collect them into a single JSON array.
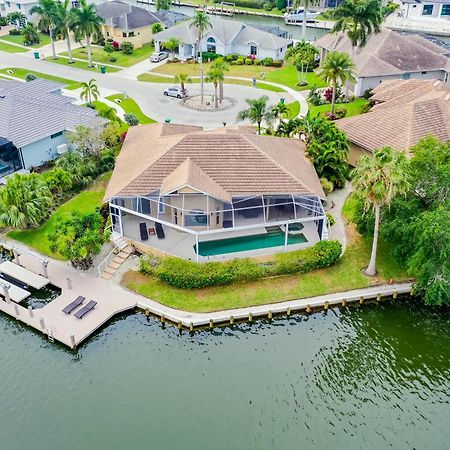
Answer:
[{"xmin": 1, "ymin": 299, "xmax": 449, "ymax": 449}]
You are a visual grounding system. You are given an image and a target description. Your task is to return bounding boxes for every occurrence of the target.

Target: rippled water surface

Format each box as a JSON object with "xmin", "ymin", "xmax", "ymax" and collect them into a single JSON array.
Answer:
[{"xmin": 1, "ymin": 300, "xmax": 449, "ymax": 450}]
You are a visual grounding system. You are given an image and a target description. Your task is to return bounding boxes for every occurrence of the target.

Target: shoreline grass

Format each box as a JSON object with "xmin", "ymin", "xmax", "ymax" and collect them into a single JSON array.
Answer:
[{"xmin": 122, "ymin": 222, "xmax": 409, "ymax": 313}]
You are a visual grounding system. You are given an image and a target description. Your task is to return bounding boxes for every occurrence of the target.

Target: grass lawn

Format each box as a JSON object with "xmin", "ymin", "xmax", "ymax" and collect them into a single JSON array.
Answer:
[
  {"xmin": 285, "ymin": 101, "xmax": 300, "ymax": 118},
  {"xmin": 181, "ymin": 0, "xmax": 284, "ymax": 15},
  {"xmin": 106, "ymin": 94, "xmax": 156, "ymax": 124},
  {"xmin": 0, "ymin": 32, "xmax": 51, "ymax": 48},
  {"xmin": 45, "ymin": 56, "xmax": 120, "ymax": 73},
  {"xmin": 122, "ymin": 192, "xmax": 409, "ymax": 313},
  {"xmin": 0, "ymin": 67, "xmax": 82, "ymax": 90},
  {"xmin": 0, "ymin": 41, "xmax": 28, "ymax": 53},
  {"xmin": 309, "ymin": 98, "xmax": 369, "ymax": 118},
  {"xmin": 60, "ymin": 44, "xmax": 155, "ymax": 67},
  {"xmin": 137, "ymin": 72, "xmax": 285, "ymax": 92},
  {"xmin": 7, "ymin": 178, "xmax": 107, "ymax": 259},
  {"xmin": 266, "ymin": 66, "xmax": 327, "ymax": 91}
]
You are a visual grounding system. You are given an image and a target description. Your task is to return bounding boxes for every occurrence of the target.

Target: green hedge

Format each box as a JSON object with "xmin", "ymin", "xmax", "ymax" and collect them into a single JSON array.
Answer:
[{"xmin": 139, "ymin": 240, "xmax": 342, "ymax": 289}]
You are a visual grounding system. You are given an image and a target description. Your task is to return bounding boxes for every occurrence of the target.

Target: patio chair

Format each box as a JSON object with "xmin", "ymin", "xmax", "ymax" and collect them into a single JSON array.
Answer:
[
  {"xmin": 139, "ymin": 222, "xmax": 149, "ymax": 241},
  {"xmin": 74, "ymin": 300, "xmax": 97, "ymax": 319},
  {"xmin": 62, "ymin": 296, "xmax": 85, "ymax": 314},
  {"xmin": 155, "ymin": 222, "xmax": 165, "ymax": 239}
]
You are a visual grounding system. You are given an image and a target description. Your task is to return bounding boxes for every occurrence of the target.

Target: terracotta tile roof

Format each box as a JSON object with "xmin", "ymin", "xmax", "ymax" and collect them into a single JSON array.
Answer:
[
  {"xmin": 315, "ymin": 28, "xmax": 450, "ymax": 77},
  {"xmin": 105, "ymin": 124, "xmax": 325, "ymax": 201},
  {"xmin": 336, "ymin": 79, "xmax": 450, "ymax": 152}
]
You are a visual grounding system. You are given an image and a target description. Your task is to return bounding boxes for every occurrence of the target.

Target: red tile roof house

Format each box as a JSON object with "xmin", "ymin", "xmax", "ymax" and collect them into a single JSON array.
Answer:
[
  {"xmin": 104, "ymin": 123, "xmax": 328, "ymax": 262},
  {"xmin": 336, "ymin": 78, "xmax": 450, "ymax": 165},
  {"xmin": 315, "ymin": 28, "xmax": 450, "ymax": 97}
]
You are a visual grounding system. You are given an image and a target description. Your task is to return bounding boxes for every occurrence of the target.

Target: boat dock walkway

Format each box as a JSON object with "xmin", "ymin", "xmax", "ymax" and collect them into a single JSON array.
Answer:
[{"xmin": 0, "ymin": 243, "xmax": 412, "ymax": 347}]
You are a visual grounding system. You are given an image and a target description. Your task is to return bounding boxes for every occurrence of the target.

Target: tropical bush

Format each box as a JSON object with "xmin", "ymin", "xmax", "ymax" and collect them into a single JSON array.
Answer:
[
  {"xmin": 25, "ymin": 73, "xmax": 37, "ymax": 82},
  {"xmin": 201, "ymin": 51, "xmax": 222, "ymax": 61},
  {"xmin": 104, "ymin": 42, "xmax": 114, "ymax": 53},
  {"xmin": 139, "ymin": 240, "xmax": 342, "ymax": 289},
  {"xmin": 48, "ymin": 211, "xmax": 109, "ymax": 269},
  {"xmin": 124, "ymin": 113, "xmax": 140, "ymax": 126},
  {"xmin": 8, "ymin": 29, "xmax": 21, "ymax": 36},
  {"xmin": 262, "ymin": 57, "xmax": 273, "ymax": 67},
  {"xmin": 121, "ymin": 41, "xmax": 134, "ymax": 54},
  {"xmin": 0, "ymin": 173, "xmax": 53, "ymax": 229}
]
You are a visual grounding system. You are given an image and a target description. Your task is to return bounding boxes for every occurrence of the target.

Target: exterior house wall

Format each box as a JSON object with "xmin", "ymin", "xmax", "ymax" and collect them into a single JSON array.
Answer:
[
  {"xmin": 398, "ymin": 1, "xmax": 450, "ymax": 21},
  {"xmin": 3, "ymin": 0, "xmax": 38, "ymax": 22},
  {"xmin": 347, "ymin": 142, "xmax": 373, "ymax": 166},
  {"xmin": 20, "ymin": 132, "xmax": 67, "ymax": 169},
  {"xmin": 357, "ymin": 70, "xmax": 448, "ymax": 95},
  {"xmin": 102, "ymin": 24, "xmax": 152, "ymax": 49}
]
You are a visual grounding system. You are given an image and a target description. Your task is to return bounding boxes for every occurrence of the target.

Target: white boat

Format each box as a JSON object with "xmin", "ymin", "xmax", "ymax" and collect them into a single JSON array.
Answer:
[{"xmin": 284, "ymin": 8, "xmax": 321, "ymax": 24}]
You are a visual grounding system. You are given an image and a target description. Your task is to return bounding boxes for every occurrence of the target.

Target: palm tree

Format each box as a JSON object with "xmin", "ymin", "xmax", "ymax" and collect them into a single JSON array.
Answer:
[
  {"xmin": 0, "ymin": 173, "xmax": 53, "ymax": 229},
  {"xmin": 98, "ymin": 106, "xmax": 120, "ymax": 122},
  {"xmin": 237, "ymin": 96, "xmax": 274, "ymax": 135},
  {"xmin": 30, "ymin": 0, "xmax": 58, "ymax": 59},
  {"xmin": 152, "ymin": 22, "xmax": 164, "ymax": 34},
  {"xmin": 272, "ymin": 101, "xmax": 289, "ymax": 121},
  {"xmin": 211, "ymin": 58, "xmax": 229, "ymax": 102},
  {"xmin": 292, "ymin": 0, "xmax": 320, "ymax": 41},
  {"xmin": 331, "ymin": 0, "xmax": 383, "ymax": 92},
  {"xmin": 206, "ymin": 67, "xmax": 223, "ymax": 109},
  {"xmin": 319, "ymin": 51, "xmax": 356, "ymax": 114},
  {"xmin": 156, "ymin": 0, "xmax": 171, "ymax": 11},
  {"xmin": 71, "ymin": 0, "xmax": 103, "ymax": 67},
  {"xmin": 189, "ymin": 11, "xmax": 211, "ymax": 105},
  {"xmin": 285, "ymin": 41, "xmax": 318, "ymax": 85},
  {"xmin": 174, "ymin": 72, "xmax": 191, "ymax": 102},
  {"xmin": 164, "ymin": 37, "xmax": 181, "ymax": 61},
  {"xmin": 54, "ymin": 0, "xmax": 76, "ymax": 64},
  {"xmin": 80, "ymin": 78, "xmax": 99, "ymax": 105},
  {"xmin": 7, "ymin": 11, "xmax": 26, "ymax": 28},
  {"xmin": 352, "ymin": 147, "xmax": 409, "ymax": 276}
]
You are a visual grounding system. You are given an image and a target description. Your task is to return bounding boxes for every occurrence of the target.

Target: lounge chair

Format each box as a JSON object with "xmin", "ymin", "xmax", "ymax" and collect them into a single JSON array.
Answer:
[
  {"xmin": 63, "ymin": 296, "xmax": 85, "ymax": 314},
  {"xmin": 139, "ymin": 222, "xmax": 149, "ymax": 241},
  {"xmin": 155, "ymin": 222, "xmax": 165, "ymax": 239},
  {"xmin": 74, "ymin": 300, "xmax": 97, "ymax": 319}
]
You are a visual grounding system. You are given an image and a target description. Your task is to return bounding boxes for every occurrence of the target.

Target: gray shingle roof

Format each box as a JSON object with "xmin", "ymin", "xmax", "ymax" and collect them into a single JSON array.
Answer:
[
  {"xmin": 96, "ymin": 1, "xmax": 187, "ymax": 31},
  {"xmin": 153, "ymin": 16, "xmax": 292, "ymax": 50},
  {"xmin": 0, "ymin": 79, "xmax": 105, "ymax": 148}
]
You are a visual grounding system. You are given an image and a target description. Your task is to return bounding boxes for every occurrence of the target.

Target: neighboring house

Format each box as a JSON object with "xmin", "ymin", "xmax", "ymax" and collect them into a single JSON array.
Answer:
[
  {"xmin": 315, "ymin": 28, "xmax": 450, "ymax": 96},
  {"xmin": 96, "ymin": 1, "xmax": 187, "ymax": 49},
  {"xmin": 336, "ymin": 78, "xmax": 450, "ymax": 165},
  {"xmin": 0, "ymin": 0, "xmax": 37, "ymax": 23},
  {"xmin": 104, "ymin": 123, "xmax": 327, "ymax": 262},
  {"xmin": 394, "ymin": 0, "xmax": 450, "ymax": 21},
  {"xmin": 153, "ymin": 16, "xmax": 293, "ymax": 61},
  {"xmin": 0, "ymin": 79, "xmax": 105, "ymax": 181}
]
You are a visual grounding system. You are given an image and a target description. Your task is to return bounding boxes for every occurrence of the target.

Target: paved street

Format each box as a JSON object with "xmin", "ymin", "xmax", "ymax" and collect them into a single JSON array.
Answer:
[{"xmin": 0, "ymin": 51, "xmax": 295, "ymax": 128}]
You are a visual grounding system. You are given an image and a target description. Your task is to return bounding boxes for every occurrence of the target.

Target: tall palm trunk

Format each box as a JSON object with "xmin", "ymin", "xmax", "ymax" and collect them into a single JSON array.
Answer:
[
  {"xmin": 66, "ymin": 25, "xmax": 73, "ymax": 63},
  {"xmin": 331, "ymin": 79, "xmax": 337, "ymax": 114},
  {"xmin": 181, "ymin": 81, "xmax": 186, "ymax": 103},
  {"xmin": 302, "ymin": 7, "xmax": 307, "ymax": 41},
  {"xmin": 219, "ymin": 80, "xmax": 223, "ymax": 102},
  {"xmin": 345, "ymin": 45, "xmax": 355, "ymax": 97},
  {"xmin": 200, "ymin": 63, "xmax": 204, "ymax": 105},
  {"xmin": 214, "ymin": 82, "xmax": 218, "ymax": 108},
  {"xmin": 257, "ymin": 121, "xmax": 261, "ymax": 135},
  {"xmin": 86, "ymin": 34, "xmax": 92, "ymax": 67},
  {"xmin": 49, "ymin": 27, "xmax": 57, "ymax": 59},
  {"xmin": 366, "ymin": 204, "xmax": 380, "ymax": 276}
]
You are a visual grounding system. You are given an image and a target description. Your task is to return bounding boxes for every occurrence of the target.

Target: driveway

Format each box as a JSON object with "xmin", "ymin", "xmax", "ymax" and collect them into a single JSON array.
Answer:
[{"xmin": 0, "ymin": 51, "xmax": 293, "ymax": 128}]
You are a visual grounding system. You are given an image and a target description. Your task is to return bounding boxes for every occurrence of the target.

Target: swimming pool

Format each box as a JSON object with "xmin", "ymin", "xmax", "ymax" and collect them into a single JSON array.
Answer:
[{"xmin": 196, "ymin": 230, "xmax": 307, "ymax": 256}]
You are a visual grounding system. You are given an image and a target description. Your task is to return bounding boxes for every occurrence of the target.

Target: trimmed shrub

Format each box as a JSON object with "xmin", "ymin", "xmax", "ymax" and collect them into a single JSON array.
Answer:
[
  {"xmin": 327, "ymin": 212, "xmax": 336, "ymax": 227},
  {"xmin": 25, "ymin": 73, "xmax": 37, "ymax": 82},
  {"xmin": 109, "ymin": 56, "xmax": 117, "ymax": 63},
  {"xmin": 104, "ymin": 42, "xmax": 114, "ymax": 54},
  {"xmin": 9, "ymin": 29, "xmax": 21, "ymax": 36},
  {"xmin": 140, "ymin": 240, "xmax": 342, "ymax": 289},
  {"xmin": 262, "ymin": 57, "xmax": 273, "ymax": 67},
  {"xmin": 201, "ymin": 51, "xmax": 222, "ymax": 61},
  {"xmin": 320, "ymin": 177, "xmax": 334, "ymax": 194},
  {"xmin": 225, "ymin": 54, "xmax": 234, "ymax": 62},
  {"xmin": 124, "ymin": 113, "xmax": 139, "ymax": 126},
  {"xmin": 253, "ymin": 58, "xmax": 261, "ymax": 65},
  {"xmin": 121, "ymin": 41, "xmax": 134, "ymax": 54},
  {"xmin": 245, "ymin": 57, "xmax": 253, "ymax": 65},
  {"xmin": 236, "ymin": 58, "xmax": 244, "ymax": 65}
]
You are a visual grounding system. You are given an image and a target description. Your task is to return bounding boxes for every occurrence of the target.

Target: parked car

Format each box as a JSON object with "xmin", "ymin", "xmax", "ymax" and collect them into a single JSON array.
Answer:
[
  {"xmin": 150, "ymin": 51, "xmax": 169, "ymax": 62},
  {"xmin": 163, "ymin": 86, "xmax": 188, "ymax": 99}
]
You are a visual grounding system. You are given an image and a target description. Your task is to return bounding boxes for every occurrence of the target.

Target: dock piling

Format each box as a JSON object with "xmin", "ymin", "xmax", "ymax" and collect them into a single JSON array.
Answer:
[
  {"xmin": 229, "ymin": 315, "xmax": 234, "ymax": 326},
  {"xmin": 189, "ymin": 322, "xmax": 194, "ymax": 333},
  {"xmin": 14, "ymin": 304, "xmax": 19, "ymax": 316},
  {"xmin": 268, "ymin": 310, "xmax": 273, "ymax": 320},
  {"xmin": 39, "ymin": 317, "xmax": 45, "ymax": 330},
  {"xmin": 287, "ymin": 307, "xmax": 291, "ymax": 317},
  {"xmin": 324, "ymin": 301, "xmax": 329, "ymax": 311},
  {"xmin": 209, "ymin": 319, "xmax": 214, "ymax": 329},
  {"xmin": 28, "ymin": 306, "xmax": 33, "ymax": 317},
  {"xmin": 248, "ymin": 313, "xmax": 253, "ymax": 323},
  {"xmin": 377, "ymin": 293, "xmax": 381, "ymax": 302},
  {"xmin": 306, "ymin": 304, "xmax": 311, "ymax": 314},
  {"xmin": 70, "ymin": 334, "xmax": 76, "ymax": 348},
  {"xmin": 341, "ymin": 299, "xmax": 347, "ymax": 307},
  {"xmin": 359, "ymin": 296, "xmax": 364, "ymax": 304},
  {"xmin": 144, "ymin": 308, "xmax": 150, "ymax": 318},
  {"xmin": 393, "ymin": 290, "xmax": 398, "ymax": 299}
]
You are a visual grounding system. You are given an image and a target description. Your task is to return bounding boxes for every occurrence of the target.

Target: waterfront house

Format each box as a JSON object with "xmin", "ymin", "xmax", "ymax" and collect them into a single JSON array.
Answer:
[
  {"xmin": 0, "ymin": 0, "xmax": 37, "ymax": 23},
  {"xmin": 336, "ymin": 78, "xmax": 450, "ymax": 164},
  {"xmin": 315, "ymin": 28, "xmax": 450, "ymax": 96},
  {"xmin": 96, "ymin": 1, "xmax": 187, "ymax": 49},
  {"xmin": 394, "ymin": 0, "xmax": 450, "ymax": 21},
  {"xmin": 0, "ymin": 79, "xmax": 104, "ymax": 181},
  {"xmin": 104, "ymin": 123, "xmax": 327, "ymax": 261},
  {"xmin": 153, "ymin": 16, "xmax": 292, "ymax": 61}
]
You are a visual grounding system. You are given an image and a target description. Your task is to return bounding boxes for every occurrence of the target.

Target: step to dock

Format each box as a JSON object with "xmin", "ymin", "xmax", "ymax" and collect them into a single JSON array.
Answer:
[{"xmin": 100, "ymin": 244, "xmax": 133, "ymax": 280}]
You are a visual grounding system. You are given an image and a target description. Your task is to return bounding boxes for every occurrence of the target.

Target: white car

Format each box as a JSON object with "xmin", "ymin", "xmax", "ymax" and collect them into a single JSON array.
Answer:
[
  {"xmin": 163, "ymin": 86, "xmax": 187, "ymax": 99},
  {"xmin": 150, "ymin": 51, "xmax": 169, "ymax": 62}
]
